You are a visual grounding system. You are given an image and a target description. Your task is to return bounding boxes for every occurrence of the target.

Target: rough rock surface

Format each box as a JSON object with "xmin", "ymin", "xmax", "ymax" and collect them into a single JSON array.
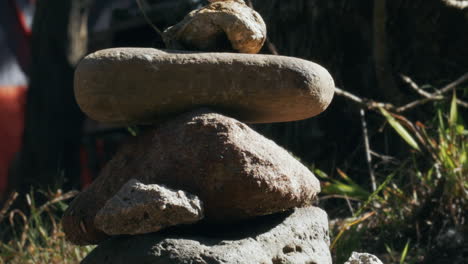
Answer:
[
  {"xmin": 74, "ymin": 48, "xmax": 335, "ymax": 125},
  {"xmin": 94, "ymin": 179, "xmax": 203, "ymax": 235},
  {"xmin": 345, "ymin": 252, "xmax": 384, "ymax": 264},
  {"xmin": 62, "ymin": 109, "xmax": 321, "ymax": 245},
  {"xmin": 81, "ymin": 207, "xmax": 332, "ymax": 264},
  {"xmin": 163, "ymin": 0, "xmax": 266, "ymax": 53}
]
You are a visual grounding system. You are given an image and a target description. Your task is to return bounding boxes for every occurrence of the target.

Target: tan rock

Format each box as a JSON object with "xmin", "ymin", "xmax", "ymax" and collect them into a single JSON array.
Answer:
[
  {"xmin": 74, "ymin": 48, "xmax": 335, "ymax": 125},
  {"xmin": 62, "ymin": 109, "xmax": 321, "ymax": 245},
  {"xmin": 94, "ymin": 179, "xmax": 204, "ymax": 236},
  {"xmin": 163, "ymin": 0, "xmax": 265, "ymax": 53}
]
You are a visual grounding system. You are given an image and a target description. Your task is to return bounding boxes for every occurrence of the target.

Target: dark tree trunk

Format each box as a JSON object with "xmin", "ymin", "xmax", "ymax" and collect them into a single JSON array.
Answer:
[{"xmin": 13, "ymin": 0, "xmax": 92, "ymax": 191}]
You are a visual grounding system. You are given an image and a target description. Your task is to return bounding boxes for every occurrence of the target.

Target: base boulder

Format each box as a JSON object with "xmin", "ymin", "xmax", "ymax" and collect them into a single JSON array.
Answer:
[{"xmin": 82, "ymin": 207, "xmax": 331, "ymax": 264}]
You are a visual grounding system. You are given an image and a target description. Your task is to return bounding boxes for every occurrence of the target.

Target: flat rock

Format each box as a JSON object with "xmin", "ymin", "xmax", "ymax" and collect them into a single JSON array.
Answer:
[
  {"xmin": 74, "ymin": 48, "xmax": 335, "ymax": 125},
  {"xmin": 163, "ymin": 0, "xmax": 266, "ymax": 53},
  {"xmin": 345, "ymin": 252, "xmax": 384, "ymax": 264},
  {"xmin": 81, "ymin": 207, "xmax": 332, "ymax": 264},
  {"xmin": 94, "ymin": 179, "xmax": 204, "ymax": 236},
  {"xmin": 62, "ymin": 109, "xmax": 321, "ymax": 245}
]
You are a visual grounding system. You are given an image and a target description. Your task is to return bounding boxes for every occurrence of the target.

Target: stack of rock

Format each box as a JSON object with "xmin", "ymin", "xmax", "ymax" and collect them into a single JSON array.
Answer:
[{"xmin": 63, "ymin": 1, "xmax": 336, "ymax": 263}]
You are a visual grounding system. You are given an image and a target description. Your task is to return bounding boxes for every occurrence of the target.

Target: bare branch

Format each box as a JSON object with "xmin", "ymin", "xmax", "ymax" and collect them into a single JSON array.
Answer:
[
  {"xmin": 456, "ymin": 98, "xmax": 468, "ymax": 108},
  {"xmin": 437, "ymin": 72, "xmax": 468, "ymax": 95},
  {"xmin": 400, "ymin": 74, "xmax": 436, "ymax": 98},
  {"xmin": 396, "ymin": 97, "xmax": 438, "ymax": 113},
  {"xmin": 334, "ymin": 87, "xmax": 364, "ymax": 105},
  {"xmin": 396, "ymin": 72, "xmax": 468, "ymax": 112},
  {"xmin": 334, "ymin": 87, "xmax": 394, "ymax": 111}
]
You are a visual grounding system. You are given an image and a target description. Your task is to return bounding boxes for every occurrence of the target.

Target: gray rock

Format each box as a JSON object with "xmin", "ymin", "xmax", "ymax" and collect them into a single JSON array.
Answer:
[
  {"xmin": 74, "ymin": 48, "xmax": 335, "ymax": 125},
  {"xmin": 163, "ymin": 0, "xmax": 266, "ymax": 54},
  {"xmin": 63, "ymin": 109, "xmax": 321, "ymax": 245},
  {"xmin": 81, "ymin": 207, "xmax": 332, "ymax": 264},
  {"xmin": 94, "ymin": 179, "xmax": 203, "ymax": 236},
  {"xmin": 345, "ymin": 252, "xmax": 384, "ymax": 264}
]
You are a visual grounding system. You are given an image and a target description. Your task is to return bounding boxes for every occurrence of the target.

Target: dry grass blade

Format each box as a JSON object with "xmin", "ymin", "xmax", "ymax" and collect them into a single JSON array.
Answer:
[
  {"xmin": 8, "ymin": 209, "xmax": 29, "ymax": 248},
  {"xmin": 330, "ymin": 211, "xmax": 376, "ymax": 250},
  {"xmin": 0, "ymin": 192, "xmax": 19, "ymax": 224},
  {"xmin": 37, "ymin": 190, "xmax": 79, "ymax": 215}
]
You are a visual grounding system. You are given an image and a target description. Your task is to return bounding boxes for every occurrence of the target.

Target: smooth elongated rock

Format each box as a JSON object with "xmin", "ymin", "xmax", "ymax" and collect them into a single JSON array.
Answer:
[
  {"xmin": 62, "ymin": 109, "xmax": 321, "ymax": 245},
  {"xmin": 163, "ymin": 0, "xmax": 266, "ymax": 54},
  {"xmin": 94, "ymin": 179, "xmax": 204, "ymax": 236},
  {"xmin": 81, "ymin": 207, "xmax": 332, "ymax": 264},
  {"xmin": 74, "ymin": 48, "xmax": 335, "ymax": 125}
]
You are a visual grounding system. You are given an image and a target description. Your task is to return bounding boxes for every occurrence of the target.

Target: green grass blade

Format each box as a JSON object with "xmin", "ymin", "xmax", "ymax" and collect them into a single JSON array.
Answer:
[
  {"xmin": 449, "ymin": 91, "xmax": 458, "ymax": 126},
  {"xmin": 379, "ymin": 108, "xmax": 421, "ymax": 151},
  {"xmin": 400, "ymin": 239, "xmax": 411, "ymax": 264}
]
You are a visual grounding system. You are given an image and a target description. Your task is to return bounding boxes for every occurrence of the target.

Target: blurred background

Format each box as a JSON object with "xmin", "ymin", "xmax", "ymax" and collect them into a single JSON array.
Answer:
[{"xmin": 0, "ymin": 0, "xmax": 467, "ymax": 263}]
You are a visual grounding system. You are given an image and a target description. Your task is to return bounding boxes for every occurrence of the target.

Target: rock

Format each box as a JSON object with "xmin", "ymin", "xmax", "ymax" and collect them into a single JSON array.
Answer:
[
  {"xmin": 94, "ymin": 179, "xmax": 204, "ymax": 236},
  {"xmin": 74, "ymin": 48, "xmax": 335, "ymax": 125},
  {"xmin": 62, "ymin": 109, "xmax": 321, "ymax": 245},
  {"xmin": 345, "ymin": 252, "xmax": 384, "ymax": 264},
  {"xmin": 163, "ymin": 0, "xmax": 266, "ymax": 53},
  {"xmin": 81, "ymin": 207, "xmax": 332, "ymax": 264}
]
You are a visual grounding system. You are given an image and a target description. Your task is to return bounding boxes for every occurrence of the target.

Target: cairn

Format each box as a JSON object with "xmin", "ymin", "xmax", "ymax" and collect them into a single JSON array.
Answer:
[{"xmin": 63, "ymin": 1, "xmax": 335, "ymax": 263}]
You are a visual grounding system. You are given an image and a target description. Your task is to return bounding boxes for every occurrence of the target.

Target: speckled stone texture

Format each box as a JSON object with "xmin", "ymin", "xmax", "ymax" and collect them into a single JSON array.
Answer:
[
  {"xmin": 81, "ymin": 207, "xmax": 332, "ymax": 264},
  {"xmin": 62, "ymin": 109, "xmax": 321, "ymax": 245},
  {"xmin": 94, "ymin": 179, "xmax": 204, "ymax": 236}
]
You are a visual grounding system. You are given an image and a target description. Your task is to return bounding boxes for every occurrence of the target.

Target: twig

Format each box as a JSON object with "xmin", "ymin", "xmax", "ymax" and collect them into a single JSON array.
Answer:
[
  {"xmin": 135, "ymin": 0, "xmax": 164, "ymax": 39},
  {"xmin": 397, "ymin": 72, "xmax": 468, "ymax": 112},
  {"xmin": 335, "ymin": 71, "xmax": 468, "ymax": 112},
  {"xmin": 370, "ymin": 150, "xmax": 397, "ymax": 163},
  {"xmin": 400, "ymin": 74, "xmax": 436, "ymax": 99},
  {"xmin": 456, "ymin": 99, "xmax": 468, "ymax": 108},
  {"xmin": 334, "ymin": 87, "xmax": 394, "ymax": 110},
  {"xmin": 396, "ymin": 97, "xmax": 436, "ymax": 112},
  {"xmin": 437, "ymin": 72, "xmax": 468, "ymax": 94},
  {"xmin": 361, "ymin": 109, "xmax": 377, "ymax": 191}
]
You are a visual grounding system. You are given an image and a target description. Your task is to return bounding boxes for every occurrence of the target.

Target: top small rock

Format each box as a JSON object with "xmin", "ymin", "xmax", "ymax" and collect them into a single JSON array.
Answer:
[{"xmin": 163, "ymin": 0, "xmax": 266, "ymax": 53}]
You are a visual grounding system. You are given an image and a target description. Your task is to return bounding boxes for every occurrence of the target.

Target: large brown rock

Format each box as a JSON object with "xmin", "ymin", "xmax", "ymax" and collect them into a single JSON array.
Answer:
[
  {"xmin": 62, "ymin": 109, "xmax": 321, "ymax": 245},
  {"xmin": 74, "ymin": 48, "xmax": 335, "ymax": 125},
  {"xmin": 163, "ymin": 0, "xmax": 266, "ymax": 53},
  {"xmin": 94, "ymin": 179, "xmax": 204, "ymax": 236}
]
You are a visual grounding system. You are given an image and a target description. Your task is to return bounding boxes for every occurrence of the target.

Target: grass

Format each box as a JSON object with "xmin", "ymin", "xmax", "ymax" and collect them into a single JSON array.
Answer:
[
  {"xmin": 319, "ymin": 92, "xmax": 467, "ymax": 263},
  {"xmin": 0, "ymin": 190, "xmax": 94, "ymax": 264}
]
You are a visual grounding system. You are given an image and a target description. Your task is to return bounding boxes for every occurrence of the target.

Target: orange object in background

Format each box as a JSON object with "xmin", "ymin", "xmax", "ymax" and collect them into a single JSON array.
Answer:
[{"xmin": 0, "ymin": 85, "xmax": 27, "ymax": 195}]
